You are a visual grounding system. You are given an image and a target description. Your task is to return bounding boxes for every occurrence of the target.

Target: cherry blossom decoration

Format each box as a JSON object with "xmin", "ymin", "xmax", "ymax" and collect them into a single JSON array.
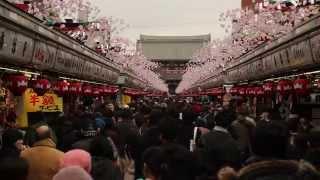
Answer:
[{"xmin": 176, "ymin": 2, "xmax": 320, "ymax": 94}]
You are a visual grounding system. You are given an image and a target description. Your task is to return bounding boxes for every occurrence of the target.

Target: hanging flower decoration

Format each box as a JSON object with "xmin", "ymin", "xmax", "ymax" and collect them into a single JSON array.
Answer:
[{"xmin": 177, "ymin": 2, "xmax": 320, "ymax": 93}]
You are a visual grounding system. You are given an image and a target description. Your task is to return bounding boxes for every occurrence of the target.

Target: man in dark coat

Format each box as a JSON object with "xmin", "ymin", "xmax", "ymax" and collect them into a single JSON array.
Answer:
[
  {"xmin": 90, "ymin": 136, "xmax": 122, "ymax": 180},
  {"xmin": 199, "ymin": 110, "xmax": 241, "ymax": 177},
  {"xmin": 0, "ymin": 128, "xmax": 24, "ymax": 159}
]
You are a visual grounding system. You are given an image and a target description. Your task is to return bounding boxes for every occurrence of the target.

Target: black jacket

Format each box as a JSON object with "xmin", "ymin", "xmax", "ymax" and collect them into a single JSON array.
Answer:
[
  {"xmin": 91, "ymin": 157, "xmax": 122, "ymax": 180},
  {"xmin": 200, "ymin": 130, "xmax": 241, "ymax": 174},
  {"xmin": 0, "ymin": 147, "xmax": 20, "ymax": 159}
]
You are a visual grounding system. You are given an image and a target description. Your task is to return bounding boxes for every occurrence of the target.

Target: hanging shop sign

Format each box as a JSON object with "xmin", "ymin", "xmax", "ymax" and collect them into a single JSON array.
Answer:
[
  {"xmin": 25, "ymin": 90, "xmax": 63, "ymax": 112},
  {"xmin": 17, "ymin": 89, "xmax": 63, "ymax": 127}
]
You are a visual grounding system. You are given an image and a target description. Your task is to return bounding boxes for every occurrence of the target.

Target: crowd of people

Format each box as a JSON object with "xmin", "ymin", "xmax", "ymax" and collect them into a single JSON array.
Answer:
[{"xmin": 0, "ymin": 98, "xmax": 320, "ymax": 180}]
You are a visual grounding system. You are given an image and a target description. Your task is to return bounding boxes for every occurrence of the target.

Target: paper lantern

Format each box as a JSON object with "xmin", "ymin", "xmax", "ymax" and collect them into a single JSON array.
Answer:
[
  {"xmin": 246, "ymin": 87, "xmax": 256, "ymax": 96},
  {"xmin": 6, "ymin": 74, "xmax": 28, "ymax": 96},
  {"xmin": 293, "ymin": 76, "xmax": 310, "ymax": 96},
  {"xmin": 69, "ymin": 82, "xmax": 82, "ymax": 95},
  {"xmin": 263, "ymin": 81, "xmax": 274, "ymax": 94},
  {"xmin": 33, "ymin": 78, "xmax": 51, "ymax": 96},
  {"xmin": 53, "ymin": 81, "xmax": 69, "ymax": 96},
  {"xmin": 230, "ymin": 87, "xmax": 239, "ymax": 95},
  {"xmin": 92, "ymin": 86, "xmax": 102, "ymax": 97},
  {"xmin": 255, "ymin": 86, "xmax": 265, "ymax": 96},
  {"xmin": 102, "ymin": 86, "xmax": 118, "ymax": 95},
  {"xmin": 238, "ymin": 87, "xmax": 246, "ymax": 96},
  {"xmin": 82, "ymin": 84, "xmax": 93, "ymax": 96},
  {"xmin": 277, "ymin": 79, "xmax": 293, "ymax": 95}
]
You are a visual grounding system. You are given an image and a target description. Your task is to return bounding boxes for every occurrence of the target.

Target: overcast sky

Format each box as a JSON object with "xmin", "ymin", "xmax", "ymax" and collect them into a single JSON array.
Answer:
[{"xmin": 92, "ymin": 0, "xmax": 240, "ymax": 42}]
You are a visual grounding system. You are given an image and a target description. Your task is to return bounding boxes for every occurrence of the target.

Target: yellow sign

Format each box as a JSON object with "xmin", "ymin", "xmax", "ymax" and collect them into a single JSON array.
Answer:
[
  {"xmin": 24, "ymin": 90, "xmax": 63, "ymax": 112},
  {"xmin": 17, "ymin": 89, "xmax": 63, "ymax": 127},
  {"xmin": 122, "ymin": 95, "xmax": 131, "ymax": 106}
]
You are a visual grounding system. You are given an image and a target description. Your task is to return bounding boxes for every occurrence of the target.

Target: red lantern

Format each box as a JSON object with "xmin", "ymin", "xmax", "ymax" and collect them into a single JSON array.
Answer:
[
  {"xmin": 82, "ymin": 84, "xmax": 93, "ymax": 96},
  {"xmin": 246, "ymin": 87, "xmax": 256, "ymax": 96},
  {"xmin": 277, "ymin": 79, "xmax": 293, "ymax": 95},
  {"xmin": 33, "ymin": 79, "xmax": 51, "ymax": 96},
  {"xmin": 230, "ymin": 87, "xmax": 239, "ymax": 95},
  {"xmin": 238, "ymin": 87, "xmax": 246, "ymax": 96},
  {"xmin": 102, "ymin": 86, "xmax": 118, "ymax": 95},
  {"xmin": 6, "ymin": 74, "xmax": 28, "ymax": 96},
  {"xmin": 92, "ymin": 86, "xmax": 102, "ymax": 97},
  {"xmin": 263, "ymin": 82, "xmax": 274, "ymax": 94},
  {"xmin": 255, "ymin": 86, "xmax": 265, "ymax": 96},
  {"xmin": 217, "ymin": 88, "xmax": 225, "ymax": 96},
  {"xmin": 111, "ymin": 86, "xmax": 119, "ymax": 94},
  {"xmin": 69, "ymin": 82, "xmax": 82, "ymax": 95},
  {"xmin": 53, "ymin": 81, "xmax": 69, "ymax": 96},
  {"xmin": 293, "ymin": 76, "xmax": 310, "ymax": 96}
]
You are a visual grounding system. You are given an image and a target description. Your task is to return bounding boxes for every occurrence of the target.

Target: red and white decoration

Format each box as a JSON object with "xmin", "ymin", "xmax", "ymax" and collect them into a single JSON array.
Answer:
[
  {"xmin": 230, "ymin": 87, "xmax": 239, "ymax": 95},
  {"xmin": 92, "ymin": 86, "xmax": 102, "ymax": 97},
  {"xmin": 33, "ymin": 78, "xmax": 51, "ymax": 96},
  {"xmin": 263, "ymin": 82, "xmax": 274, "ymax": 94},
  {"xmin": 82, "ymin": 84, "xmax": 93, "ymax": 96},
  {"xmin": 102, "ymin": 86, "xmax": 119, "ymax": 95},
  {"xmin": 206, "ymin": 87, "xmax": 225, "ymax": 96},
  {"xmin": 6, "ymin": 74, "xmax": 28, "ymax": 96},
  {"xmin": 276, "ymin": 79, "xmax": 293, "ymax": 95},
  {"xmin": 246, "ymin": 87, "xmax": 256, "ymax": 96},
  {"xmin": 255, "ymin": 86, "xmax": 265, "ymax": 96},
  {"xmin": 69, "ymin": 82, "xmax": 82, "ymax": 95},
  {"xmin": 293, "ymin": 76, "xmax": 310, "ymax": 96},
  {"xmin": 238, "ymin": 87, "xmax": 247, "ymax": 96},
  {"xmin": 53, "ymin": 81, "xmax": 69, "ymax": 96}
]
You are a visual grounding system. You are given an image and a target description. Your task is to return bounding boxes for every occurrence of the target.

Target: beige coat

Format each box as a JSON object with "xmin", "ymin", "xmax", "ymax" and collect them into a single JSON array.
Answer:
[{"xmin": 21, "ymin": 138, "xmax": 64, "ymax": 180}]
